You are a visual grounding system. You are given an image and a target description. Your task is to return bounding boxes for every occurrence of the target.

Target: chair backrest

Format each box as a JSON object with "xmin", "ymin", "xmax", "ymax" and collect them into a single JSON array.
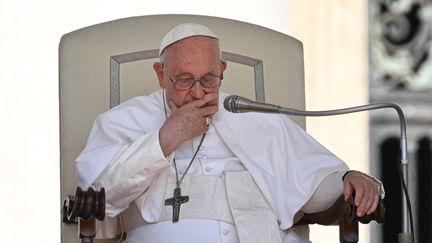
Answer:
[{"xmin": 59, "ymin": 14, "xmax": 305, "ymax": 242}]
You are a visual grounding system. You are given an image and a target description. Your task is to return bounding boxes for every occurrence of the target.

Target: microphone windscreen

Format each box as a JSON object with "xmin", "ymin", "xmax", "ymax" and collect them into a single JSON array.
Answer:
[{"xmin": 223, "ymin": 95, "xmax": 240, "ymax": 113}]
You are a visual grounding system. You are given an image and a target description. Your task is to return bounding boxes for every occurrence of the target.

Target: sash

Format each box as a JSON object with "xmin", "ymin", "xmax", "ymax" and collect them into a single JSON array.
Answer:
[{"xmin": 122, "ymin": 171, "xmax": 282, "ymax": 243}]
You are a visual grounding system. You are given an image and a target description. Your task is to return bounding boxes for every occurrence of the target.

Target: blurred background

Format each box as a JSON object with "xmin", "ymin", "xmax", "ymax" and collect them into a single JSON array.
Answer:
[{"xmin": 1, "ymin": 0, "xmax": 431, "ymax": 242}]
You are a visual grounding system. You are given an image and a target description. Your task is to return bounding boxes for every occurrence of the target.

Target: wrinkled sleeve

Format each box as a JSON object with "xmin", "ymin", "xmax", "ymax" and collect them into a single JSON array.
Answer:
[
  {"xmin": 302, "ymin": 170, "xmax": 385, "ymax": 213},
  {"xmin": 76, "ymin": 107, "xmax": 169, "ymax": 216},
  {"xmin": 302, "ymin": 171, "xmax": 346, "ymax": 213}
]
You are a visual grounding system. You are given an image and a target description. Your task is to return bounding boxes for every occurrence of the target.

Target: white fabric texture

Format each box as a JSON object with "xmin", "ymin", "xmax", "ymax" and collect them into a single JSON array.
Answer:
[
  {"xmin": 225, "ymin": 171, "xmax": 282, "ymax": 242},
  {"xmin": 124, "ymin": 219, "xmax": 240, "ymax": 243},
  {"xmin": 301, "ymin": 171, "xmax": 345, "ymax": 213},
  {"xmin": 76, "ymin": 89, "xmax": 349, "ymax": 234}
]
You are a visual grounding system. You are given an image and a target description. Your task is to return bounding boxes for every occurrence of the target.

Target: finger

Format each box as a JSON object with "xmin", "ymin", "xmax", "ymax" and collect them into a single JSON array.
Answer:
[
  {"xmin": 203, "ymin": 93, "xmax": 218, "ymax": 102},
  {"xmin": 343, "ymin": 181, "xmax": 354, "ymax": 202},
  {"xmin": 362, "ymin": 192, "xmax": 374, "ymax": 215},
  {"xmin": 199, "ymin": 105, "xmax": 219, "ymax": 117},
  {"xmin": 168, "ymin": 100, "xmax": 179, "ymax": 112},
  {"xmin": 192, "ymin": 93, "xmax": 218, "ymax": 107},
  {"xmin": 353, "ymin": 187, "xmax": 365, "ymax": 207},
  {"xmin": 356, "ymin": 190, "xmax": 370, "ymax": 217},
  {"xmin": 366, "ymin": 190, "xmax": 380, "ymax": 215},
  {"xmin": 357, "ymin": 185, "xmax": 380, "ymax": 217},
  {"xmin": 206, "ymin": 94, "xmax": 219, "ymax": 106}
]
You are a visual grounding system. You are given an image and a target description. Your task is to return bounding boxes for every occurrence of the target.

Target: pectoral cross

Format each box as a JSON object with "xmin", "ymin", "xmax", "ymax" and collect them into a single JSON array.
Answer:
[{"xmin": 164, "ymin": 187, "xmax": 189, "ymax": 222}]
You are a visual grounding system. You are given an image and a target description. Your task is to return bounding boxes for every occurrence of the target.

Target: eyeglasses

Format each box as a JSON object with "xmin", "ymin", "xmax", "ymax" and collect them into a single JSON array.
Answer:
[{"xmin": 168, "ymin": 74, "xmax": 223, "ymax": 91}]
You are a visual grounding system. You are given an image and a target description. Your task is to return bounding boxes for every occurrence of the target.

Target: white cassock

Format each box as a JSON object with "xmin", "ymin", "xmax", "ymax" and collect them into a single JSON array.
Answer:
[{"xmin": 76, "ymin": 89, "xmax": 349, "ymax": 243}]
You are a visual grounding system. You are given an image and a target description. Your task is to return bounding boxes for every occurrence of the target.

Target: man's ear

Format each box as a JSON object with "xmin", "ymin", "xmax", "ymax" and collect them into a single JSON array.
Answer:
[
  {"xmin": 153, "ymin": 62, "xmax": 166, "ymax": 88},
  {"xmin": 220, "ymin": 60, "xmax": 227, "ymax": 73}
]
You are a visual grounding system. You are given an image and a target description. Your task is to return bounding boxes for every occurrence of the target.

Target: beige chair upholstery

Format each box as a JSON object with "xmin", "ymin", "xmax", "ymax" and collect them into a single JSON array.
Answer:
[{"xmin": 59, "ymin": 14, "xmax": 305, "ymax": 242}]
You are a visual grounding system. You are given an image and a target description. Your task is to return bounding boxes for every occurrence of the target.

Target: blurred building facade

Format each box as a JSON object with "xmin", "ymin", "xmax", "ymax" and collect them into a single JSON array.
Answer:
[
  {"xmin": 370, "ymin": 0, "xmax": 432, "ymax": 242},
  {"xmin": 289, "ymin": 0, "xmax": 432, "ymax": 242}
]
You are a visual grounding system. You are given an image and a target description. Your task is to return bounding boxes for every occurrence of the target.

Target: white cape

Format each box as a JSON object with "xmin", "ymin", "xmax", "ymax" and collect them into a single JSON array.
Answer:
[{"xmin": 77, "ymin": 89, "xmax": 348, "ymax": 230}]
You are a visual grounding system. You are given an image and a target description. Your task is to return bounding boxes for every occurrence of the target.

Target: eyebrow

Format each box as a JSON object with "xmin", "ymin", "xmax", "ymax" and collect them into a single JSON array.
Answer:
[
  {"xmin": 175, "ymin": 71, "xmax": 218, "ymax": 78},
  {"xmin": 174, "ymin": 72, "xmax": 193, "ymax": 78}
]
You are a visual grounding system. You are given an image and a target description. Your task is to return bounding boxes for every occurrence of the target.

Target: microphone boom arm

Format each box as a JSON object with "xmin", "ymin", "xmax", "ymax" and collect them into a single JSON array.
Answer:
[
  {"xmin": 279, "ymin": 103, "xmax": 407, "ymax": 164},
  {"xmin": 224, "ymin": 95, "xmax": 413, "ymax": 243}
]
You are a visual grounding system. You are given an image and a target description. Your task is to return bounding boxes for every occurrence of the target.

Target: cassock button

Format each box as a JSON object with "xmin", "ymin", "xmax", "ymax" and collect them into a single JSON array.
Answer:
[
  {"xmin": 205, "ymin": 167, "xmax": 213, "ymax": 172},
  {"xmin": 223, "ymin": 229, "xmax": 230, "ymax": 235}
]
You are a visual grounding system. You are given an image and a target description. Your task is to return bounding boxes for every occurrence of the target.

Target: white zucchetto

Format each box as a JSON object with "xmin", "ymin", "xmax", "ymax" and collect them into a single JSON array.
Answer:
[{"xmin": 159, "ymin": 23, "xmax": 219, "ymax": 56}]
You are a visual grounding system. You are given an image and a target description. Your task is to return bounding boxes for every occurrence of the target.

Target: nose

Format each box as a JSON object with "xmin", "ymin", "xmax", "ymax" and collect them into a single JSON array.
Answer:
[{"xmin": 189, "ymin": 80, "xmax": 205, "ymax": 99}]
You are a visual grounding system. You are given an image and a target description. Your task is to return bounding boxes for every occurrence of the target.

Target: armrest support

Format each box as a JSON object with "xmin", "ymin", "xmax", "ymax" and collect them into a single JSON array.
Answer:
[
  {"xmin": 295, "ymin": 195, "xmax": 385, "ymax": 243},
  {"xmin": 296, "ymin": 194, "xmax": 385, "ymax": 225}
]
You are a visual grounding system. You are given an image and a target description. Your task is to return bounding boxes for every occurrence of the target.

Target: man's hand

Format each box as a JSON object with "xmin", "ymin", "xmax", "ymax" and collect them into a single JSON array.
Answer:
[
  {"xmin": 159, "ymin": 93, "xmax": 218, "ymax": 156},
  {"xmin": 343, "ymin": 171, "xmax": 381, "ymax": 217}
]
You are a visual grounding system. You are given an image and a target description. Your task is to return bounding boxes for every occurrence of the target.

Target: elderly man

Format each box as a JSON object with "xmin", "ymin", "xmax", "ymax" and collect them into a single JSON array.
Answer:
[{"xmin": 76, "ymin": 23, "xmax": 383, "ymax": 243}]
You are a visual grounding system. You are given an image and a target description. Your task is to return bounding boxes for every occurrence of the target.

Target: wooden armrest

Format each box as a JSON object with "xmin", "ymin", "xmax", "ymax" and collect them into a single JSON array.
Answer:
[
  {"xmin": 295, "ymin": 195, "xmax": 385, "ymax": 243},
  {"xmin": 296, "ymin": 195, "xmax": 385, "ymax": 225},
  {"xmin": 63, "ymin": 187, "xmax": 106, "ymax": 243}
]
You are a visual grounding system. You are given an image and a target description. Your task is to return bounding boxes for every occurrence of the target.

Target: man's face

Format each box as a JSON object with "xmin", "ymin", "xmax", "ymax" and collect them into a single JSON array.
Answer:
[{"xmin": 153, "ymin": 36, "xmax": 227, "ymax": 107}]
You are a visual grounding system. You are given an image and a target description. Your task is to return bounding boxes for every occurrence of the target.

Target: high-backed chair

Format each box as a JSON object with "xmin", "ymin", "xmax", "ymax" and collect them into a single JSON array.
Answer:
[{"xmin": 60, "ymin": 14, "xmax": 382, "ymax": 243}]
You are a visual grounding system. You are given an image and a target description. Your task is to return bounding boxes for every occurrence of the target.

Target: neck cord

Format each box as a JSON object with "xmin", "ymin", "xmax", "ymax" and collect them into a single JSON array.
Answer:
[{"xmin": 162, "ymin": 90, "xmax": 206, "ymax": 188}]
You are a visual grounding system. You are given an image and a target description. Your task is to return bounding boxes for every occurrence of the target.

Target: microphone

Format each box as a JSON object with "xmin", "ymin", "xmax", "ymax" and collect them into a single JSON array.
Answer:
[
  {"xmin": 223, "ymin": 94, "xmax": 413, "ymax": 243},
  {"xmin": 223, "ymin": 95, "xmax": 281, "ymax": 113}
]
